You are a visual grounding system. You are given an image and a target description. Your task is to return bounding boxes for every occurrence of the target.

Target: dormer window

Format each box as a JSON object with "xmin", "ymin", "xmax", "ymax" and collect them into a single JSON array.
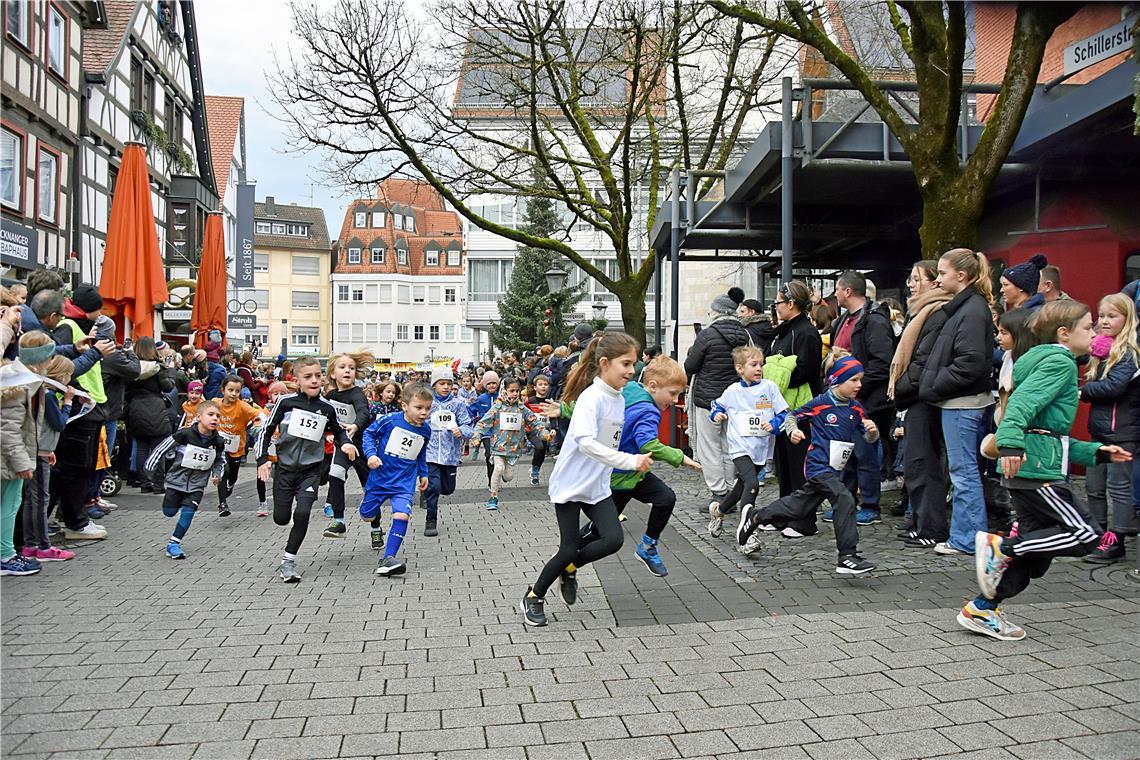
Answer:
[
  {"xmin": 354, "ymin": 211, "xmax": 366, "ymax": 227},
  {"xmin": 394, "ymin": 213, "xmax": 403, "ymax": 230}
]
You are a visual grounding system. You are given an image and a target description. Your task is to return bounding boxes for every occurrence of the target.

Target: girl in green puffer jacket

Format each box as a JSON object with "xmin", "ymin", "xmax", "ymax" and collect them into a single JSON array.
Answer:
[{"xmin": 958, "ymin": 300, "xmax": 1134, "ymax": 642}]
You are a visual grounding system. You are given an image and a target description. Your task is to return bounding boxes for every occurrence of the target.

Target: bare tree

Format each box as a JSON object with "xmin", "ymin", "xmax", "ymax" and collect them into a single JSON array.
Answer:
[
  {"xmin": 707, "ymin": 0, "xmax": 1078, "ymax": 257},
  {"xmin": 270, "ymin": 0, "xmax": 793, "ymax": 343}
]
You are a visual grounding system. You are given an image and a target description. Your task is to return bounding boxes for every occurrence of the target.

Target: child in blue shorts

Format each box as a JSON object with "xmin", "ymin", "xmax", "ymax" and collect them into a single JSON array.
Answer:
[{"xmin": 361, "ymin": 383, "xmax": 432, "ymax": 576}]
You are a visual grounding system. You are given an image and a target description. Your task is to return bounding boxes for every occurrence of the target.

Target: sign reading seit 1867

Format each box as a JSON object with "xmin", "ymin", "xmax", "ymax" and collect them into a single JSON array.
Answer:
[{"xmin": 1063, "ymin": 13, "xmax": 1136, "ymax": 75}]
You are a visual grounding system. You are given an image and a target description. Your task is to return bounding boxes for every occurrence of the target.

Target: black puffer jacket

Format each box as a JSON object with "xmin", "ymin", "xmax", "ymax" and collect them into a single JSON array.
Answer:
[
  {"xmin": 684, "ymin": 315, "xmax": 749, "ymax": 409},
  {"xmin": 1081, "ymin": 351, "xmax": 1140, "ymax": 444},
  {"xmin": 769, "ymin": 312, "xmax": 823, "ymax": 397},
  {"xmin": 101, "ymin": 348, "xmax": 141, "ymax": 421},
  {"xmin": 831, "ymin": 301, "xmax": 897, "ymax": 414},
  {"xmin": 126, "ymin": 367, "xmax": 175, "ymax": 439},
  {"xmin": 919, "ymin": 285, "xmax": 995, "ymax": 403},
  {"xmin": 893, "ymin": 308, "xmax": 950, "ymax": 411},
  {"xmin": 740, "ymin": 315, "xmax": 776, "ymax": 354}
]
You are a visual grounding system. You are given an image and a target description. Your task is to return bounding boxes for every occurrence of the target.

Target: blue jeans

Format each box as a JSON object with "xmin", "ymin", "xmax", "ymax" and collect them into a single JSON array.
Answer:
[
  {"xmin": 842, "ymin": 434, "xmax": 882, "ymax": 509},
  {"xmin": 942, "ymin": 407, "xmax": 989, "ymax": 553},
  {"xmin": 424, "ymin": 463, "xmax": 457, "ymax": 520}
]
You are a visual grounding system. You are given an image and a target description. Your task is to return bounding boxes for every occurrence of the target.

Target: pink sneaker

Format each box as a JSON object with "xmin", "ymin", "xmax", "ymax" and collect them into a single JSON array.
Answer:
[{"xmin": 23, "ymin": 546, "xmax": 75, "ymax": 562}]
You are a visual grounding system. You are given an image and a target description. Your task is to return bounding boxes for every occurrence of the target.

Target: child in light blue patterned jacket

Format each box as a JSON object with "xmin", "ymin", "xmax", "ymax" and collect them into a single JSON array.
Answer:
[
  {"xmin": 471, "ymin": 377, "xmax": 550, "ymax": 511},
  {"xmin": 422, "ymin": 367, "xmax": 473, "ymax": 536}
]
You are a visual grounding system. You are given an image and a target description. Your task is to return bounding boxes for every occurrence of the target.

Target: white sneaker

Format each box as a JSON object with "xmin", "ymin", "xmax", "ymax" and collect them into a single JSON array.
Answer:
[
  {"xmin": 64, "ymin": 523, "xmax": 107, "ymax": 540},
  {"xmin": 741, "ymin": 533, "xmax": 762, "ymax": 556},
  {"xmin": 96, "ymin": 497, "xmax": 117, "ymax": 509},
  {"xmin": 758, "ymin": 523, "xmax": 778, "ymax": 531},
  {"xmin": 933, "ymin": 542, "xmax": 966, "ymax": 556},
  {"xmin": 879, "ymin": 479, "xmax": 900, "ymax": 493},
  {"xmin": 707, "ymin": 502, "xmax": 724, "ymax": 537},
  {"xmin": 781, "ymin": 526, "xmax": 807, "ymax": 538}
]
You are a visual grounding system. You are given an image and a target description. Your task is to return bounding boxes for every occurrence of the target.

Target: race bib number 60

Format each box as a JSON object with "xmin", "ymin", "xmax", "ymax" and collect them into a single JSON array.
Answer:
[{"xmin": 733, "ymin": 411, "xmax": 766, "ymax": 438}]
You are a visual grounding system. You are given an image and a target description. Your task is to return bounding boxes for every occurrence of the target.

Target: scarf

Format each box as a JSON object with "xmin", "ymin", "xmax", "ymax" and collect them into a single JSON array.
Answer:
[{"xmin": 887, "ymin": 288, "xmax": 953, "ymax": 399}]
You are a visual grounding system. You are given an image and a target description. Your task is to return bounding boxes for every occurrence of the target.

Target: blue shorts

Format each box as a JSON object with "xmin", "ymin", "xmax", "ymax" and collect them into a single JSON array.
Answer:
[{"xmin": 359, "ymin": 491, "xmax": 414, "ymax": 520}]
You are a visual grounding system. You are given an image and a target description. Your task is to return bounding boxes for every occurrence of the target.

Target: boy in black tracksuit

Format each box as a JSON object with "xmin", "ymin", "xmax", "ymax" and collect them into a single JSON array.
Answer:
[
  {"xmin": 255, "ymin": 357, "xmax": 357, "ymax": 583},
  {"xmin": 736, "ymin": 356, "xmax": 878, "ymax": 575}
]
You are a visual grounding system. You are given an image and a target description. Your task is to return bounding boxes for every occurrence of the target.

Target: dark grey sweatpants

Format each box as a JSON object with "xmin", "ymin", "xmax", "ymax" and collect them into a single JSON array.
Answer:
[{"xmin": 756, "ymin": 471, "xmax": 859, "ymax": 556}]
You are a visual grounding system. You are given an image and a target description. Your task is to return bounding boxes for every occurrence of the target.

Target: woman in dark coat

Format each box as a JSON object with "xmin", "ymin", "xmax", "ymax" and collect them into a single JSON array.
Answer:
[
  {"xmin": 126, "ymin": 337, "xmax": 175, "ymax": 493},
  {"xmin": 768, "ymin": 281, "xmax": 822, "ymax": 497}
]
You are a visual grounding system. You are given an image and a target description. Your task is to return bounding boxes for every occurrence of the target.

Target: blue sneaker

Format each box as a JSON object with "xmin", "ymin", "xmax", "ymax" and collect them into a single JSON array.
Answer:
[
  {"xmin": 822, "ymin": 509, "xmax": 834, "ymax": 523},
  {"xmin": 86, "ymin": 506, "xmax": 106, "ymax": 520},
  {"xmin": 856, "ymin": 508, "xmax": 882, "ymax": 526},
  {"xmin": 0, "ymin": 556, "xmax": 40, "ymax": 576},
  {"xmin": 485, "ymin": 496, "xmax": 499, "ymax": 511},
  {"xmin": 636, "ymin": 539, "xmax": 668, "ymax": 577},
  {"xmin": 323, "ymin": 503, "xmax": 334, "ymax": 518},
  {"xmin": 165, "ymin": 541, "xmax": 185, "ymax": 560},
  {"xmin": 530, "ymin": 465, "xmax": 540, "ymax": 486}
]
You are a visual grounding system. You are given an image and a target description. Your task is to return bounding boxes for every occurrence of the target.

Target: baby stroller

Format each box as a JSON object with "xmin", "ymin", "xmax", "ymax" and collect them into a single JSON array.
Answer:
[{"xmin": 100, "ymin": 421, "xmax": 125, "ymax": 497}]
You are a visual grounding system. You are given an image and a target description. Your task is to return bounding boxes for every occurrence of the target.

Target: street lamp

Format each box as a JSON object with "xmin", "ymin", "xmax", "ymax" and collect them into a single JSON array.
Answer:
[
  {"xmin": 544, "ymin": 266, "xmax": 568, "ymax": 343},
  {"xmin": 591, "ymin": 299, "xmax": 608, "ymax": 321},
  {"xmin": 280, "ymin": 318, "xmax": 288, "ymax": 357}
]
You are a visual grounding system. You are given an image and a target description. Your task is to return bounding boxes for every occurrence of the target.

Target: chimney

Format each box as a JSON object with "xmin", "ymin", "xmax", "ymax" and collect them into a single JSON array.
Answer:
[{"xmin": 265, "ymin": 196, "xmax": 276, "ymax": 216}]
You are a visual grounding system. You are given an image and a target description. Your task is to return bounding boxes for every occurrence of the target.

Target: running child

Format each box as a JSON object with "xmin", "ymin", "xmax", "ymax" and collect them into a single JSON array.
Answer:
[
  {"xmin": 735, "ymin": 356, "xmax": 878, "ymax": 575},
  {"xmin": 422, "ymin": 367, "xmax": 472, "ymax": 537},
  {"xmin": 457, "ymin": 373, "xmax": 478, "ymax": 457},
  {"xmin": 179, "ymin": 380, "xmax": 203, "ymax": 427},
  {"xmin": 525, "ymin": 372, "xmax": 555, "ymax": 485},
  {"xmin": 708, "ymin": 346, "xmax": 788, "ymax": 540},
  {"xmin": 255, "ymin": 357, "xmax": 357, "ymax": 583},
  {"xmin": 471, "ymin": 376, "xmax": 549, "ymax": 511},
  {"xmin": 521, "ymin": 332, "xmax": 652, "ymax": 627},
  {"xmin": 582, "ymin": 356, "xmax": 701, "ymax": 578},
  {"xmin": 143, "ymin": 400, "xmax": 226, "ymax": 559},
  {"xmin": 965, "ymin": 300, "xmax": 1133, "ymax": 640},
  {"xmin": 215, "ymin": 375, "xmax": 265, "ymax": 517},
  {"xmin": 370, "ymin": 380, "xmax": 401, "ymax": 421},
  {"xmin": 322, "ymin": 351, "xmax": 374, "ymax": 539},
  {"xmin": 254, "ymin": 380, "xmax": 291, "ymax": 516},
  {"xmin": 469, "ymin": 371, "xmax": 500, "ymax": 470},
  {"xmin": 361, "ymin": 383, "xmax": 432, "ymax": 576}
]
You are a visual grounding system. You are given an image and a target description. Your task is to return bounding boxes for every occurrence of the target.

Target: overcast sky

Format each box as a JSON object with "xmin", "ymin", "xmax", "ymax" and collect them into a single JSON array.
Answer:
[{"xmin": 194, "ymin": 0, "xmax": 349, "ymax": 237}]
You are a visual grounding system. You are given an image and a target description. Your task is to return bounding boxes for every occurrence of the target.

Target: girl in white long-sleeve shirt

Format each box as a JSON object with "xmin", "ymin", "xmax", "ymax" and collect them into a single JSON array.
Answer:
[{"xmin": 522, "ymin": 332, "xmax": 652, "ymax": 627}]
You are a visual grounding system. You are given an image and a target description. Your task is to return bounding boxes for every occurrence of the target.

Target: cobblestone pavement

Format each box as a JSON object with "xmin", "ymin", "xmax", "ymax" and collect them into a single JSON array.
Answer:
[{"xmin": 3, "ymin": 460, "xmax": 1138, "ymax": 759}]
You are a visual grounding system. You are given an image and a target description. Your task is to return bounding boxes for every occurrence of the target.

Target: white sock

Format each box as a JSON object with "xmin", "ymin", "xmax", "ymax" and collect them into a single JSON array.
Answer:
[{"xmin": 282, "ymin": 552, "xmax": 297, "ymax": 562}]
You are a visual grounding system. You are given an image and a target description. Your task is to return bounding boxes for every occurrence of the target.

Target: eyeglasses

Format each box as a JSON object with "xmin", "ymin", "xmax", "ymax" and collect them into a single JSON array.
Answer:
[{"xmin": 773, "ymin": 299, "xmax": 790, "ymax": 306}]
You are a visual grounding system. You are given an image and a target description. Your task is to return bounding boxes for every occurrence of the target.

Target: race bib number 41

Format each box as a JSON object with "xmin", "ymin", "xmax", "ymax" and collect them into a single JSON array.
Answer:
[
  {"xmin": 384, "ymin": 429, "xmax": 425, "ymax": 460},
  {"xmin": 287, "ymin": 409, "xmax": 326, "ymax": 442}
]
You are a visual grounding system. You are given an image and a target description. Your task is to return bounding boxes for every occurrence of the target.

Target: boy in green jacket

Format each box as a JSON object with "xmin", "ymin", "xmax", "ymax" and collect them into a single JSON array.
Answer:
[
  {"xmin": 962, "ymin": 301, "xmax": 1133, "ymax": 641},
  {"xmin": 576, "ymin": 357, "xmax": 700, "ymax": 577}
]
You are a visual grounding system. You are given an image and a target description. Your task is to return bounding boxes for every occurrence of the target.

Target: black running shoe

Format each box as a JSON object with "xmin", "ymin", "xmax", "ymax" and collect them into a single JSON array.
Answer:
[
  {"xmin": 903, "ymin": 536, "xmax": 937, "ymax": 548},
  {"xmin": 424, "ymin": 518, "xmax": 438, "ymax": 537},
  {"xmin": 560, "ymin": 571, "xmax": 577, "ymax": 606},
  {"xmin": 836, "ymin": 554, "xmax": 875, "ymax": 575},
  {"xmin": 322, "ymin": 521, "xmax": 346, "ymax": 538},
  {"xmin": 218, "ymin": 502, "xmax": 231, "ymax": 517},
  {"xmin": 897, "ymin": 528, "xmax": 918, "ymax": 540},
  {"xmin": 521, "ymin": 588, "xmax": 547, "ymax": 626},
  {"xmin": 736, "ymin": 503, "xmax": 765, "ymax": 545},
  {"xmin": 370, "ymin": 527, "xmax": 385, "ymax": 551},
  {"xmin": 376, "ymin": 556, "xmax": 406, "ymax": 576}
]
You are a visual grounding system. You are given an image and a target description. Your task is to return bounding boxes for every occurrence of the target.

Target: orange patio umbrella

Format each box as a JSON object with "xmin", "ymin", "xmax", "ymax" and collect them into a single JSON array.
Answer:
[
  {"xmin": 191, "ymin": 212, "xmax": 227, "ymax": 349},
  {"xmin": 98, "ymin": 142, "xmax": 168, "ymax": 339}
]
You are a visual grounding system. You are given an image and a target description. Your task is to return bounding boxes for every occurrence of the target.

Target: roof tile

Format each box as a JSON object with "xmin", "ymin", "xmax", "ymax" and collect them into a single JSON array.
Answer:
[{"xmin": 204, "ymin": 95, "xmax": 244, "ymax": 199}]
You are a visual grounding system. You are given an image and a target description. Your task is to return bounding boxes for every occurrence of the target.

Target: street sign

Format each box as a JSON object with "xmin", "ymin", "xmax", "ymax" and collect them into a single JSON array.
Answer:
[
  {"xmin": 1064, "ymin": 13, "xmax": 1136, "ymax": 75},
  {"xmin": 0, "ymin": 218, "xmax": 37, "ymax": 268},
  {"xmin": 229, "ymin": 314, "xmax": 257, "ymax": 329}
]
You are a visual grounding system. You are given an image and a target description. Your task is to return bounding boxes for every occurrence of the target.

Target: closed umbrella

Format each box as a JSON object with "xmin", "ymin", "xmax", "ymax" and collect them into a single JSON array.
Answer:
[
  {"xmin": 98, "ymin": 142, "xmax": 167, "ymax": 339},
  {"xmin": 191, "ymin": 212, "xmax": 227, "ymax": 349}
]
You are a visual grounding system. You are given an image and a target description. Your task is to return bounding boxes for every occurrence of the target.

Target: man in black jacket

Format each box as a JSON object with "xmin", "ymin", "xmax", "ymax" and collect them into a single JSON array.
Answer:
[
  {"xmin": 684, "ymin": 292, "xmax": 748, "ymax": 509},
  {"xmin": 831, "ymin": 271, "xmax": 897, "ymax": 523}
]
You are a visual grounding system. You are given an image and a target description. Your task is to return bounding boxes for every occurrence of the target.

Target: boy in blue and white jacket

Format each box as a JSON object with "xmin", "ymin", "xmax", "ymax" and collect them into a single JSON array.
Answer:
[
  {"xmin": 735, "ymin": 356, "xmax": 878, "ymax": 575},
  {"xmin": 422, "ymin": 367, "xmax": 473, "ymax": 537}
]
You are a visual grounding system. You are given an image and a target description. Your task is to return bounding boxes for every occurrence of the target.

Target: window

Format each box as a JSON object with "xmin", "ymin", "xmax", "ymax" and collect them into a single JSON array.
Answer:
[
  {"xmin": 412, "ymin": 286, "xmax": 425, "ymax": 304},
  {"xmin": 378, "ymin": 324, "xmax": 392, "ymax": 341},
  {"xmin": 355, "ymin": 211, "xmax": 366, "ymax": 227},
  {"xmin": 164, "ymin": 94, "xmax": 175, "ymax": 140},
  {"xmin": 36, "ymin": 146, "xmax": 59, "ymax": 224},
  {"xmin": 337, "ymin": 323, "xmax": 349, "ymax": 343},
  {"xmin": 351, "ymin": 285, "xmax": 364, "ymax": 302},
  {"xmin": 425, "ymin": 249, "xmax": 439, "ymax": 266},
  {"xmin": 445, "ymin": 324, "xmax": 456, "ymax": 342},
  {"xmin": 292, "ymin": 291, "xmax": 319, "ymax": 309},
  {"xmin": 143, "ymin": 72, "xmax": 155, "ymax": 116},
  {"xmin": 428, "ymin": 286, "xmax": 440, "ymax": 304},
  {"xmin": 444, "ymin": 287, "xmax": 457, "ymax": 304},
  {"xmin": 397, "ymin": 248, "xmax": 407, "ymax": 265},
  {"xmin": 413, "ymin": 325, "xmax": 424, "ymax": 341},
  {"xmin": 461, "ymin": 325, "xmax": 473, "ymax": 342},
  {"xmin": 447, "ymin": 249, "xmax": 461, "ymax": 267},
  {"xmin": 365, "ymin": 284, "xmax": 377, "ymax": 303},
  {"xmin": 378, "ymin": 284, "xmax": 392, "ymax": 303},
  {"xmin": 394, "ymin": 213, "xmax": 403, "ymax": 230},
  {"xmin": 350, "ymin": 323, "xmax": 363, "ymax": 343},
  {"xmin": 371, "ymin": 211, "xmax": 385, "ymax": 228},
  {"xmin": 253, "ymin": 253, "xmax": 269, "ymax": 272},
  {"xmin": 286, "ymin": 224, "xmax": 308, "ymax": 237},
  {"xmin": 170, "ymin": 104, "xmax": 183, "ymax": 147},
  {"xmin": 337, "ymin": 284, "xmax": 349, "ymax": 302},
  {"xmin": 365, "ymin": 323, "xmax": 377, "ymax": 343},
  {"xmin": 129, "ymin": 57, "xmax": 143, "ymax": 113},
  {"xmin": 292, "ymin": 326, "xmax": 319, "ymax": 347},
  {"xmin": 347, "ymin": 247, "xmax": 361, "ymax": 264},
  {"xmin": 397, "ymin": 284, "xmax": 410, "ymax": 304},
  {"xmin": 46, "ymin": 4, "xmax": 67, "ymax": 78},
  {"xmin": 468, "ymin": 259, "xmax": 512, "ymax": 301},
  {"xmin": 250, "ymin": 289, "xmax": 270, "ymax": 309},
  {"xmin": 272, "ymin": 223, "xmax": 286, "ymax": 234},
  {"xmin": 370, "ymin": 247, "xmax": 385, "ymax": 264},
  {"xmin": 5, "ymin": 0, "xmax": 29, "ymax": 48},
  {"xmin": 292, "ymin": 255, "xmax": 320, "ymax": 275},
  {"xmin": 0, "ymin": 126, "xmax": 21, "ymax": 210},
  {"xmin": 405, "ymin": 214, "xmax": 415, "ymax": 233},
  {"xmin": 429, "ymin": 325, "xmax": 440, "ymax": 341},
  {"xmin": 256, "ymin": 221, "xmax": 271, "ymax": 234},
  {"xmin": 396, "ymin": 324, "xmax": 409, "ymax": 341}
]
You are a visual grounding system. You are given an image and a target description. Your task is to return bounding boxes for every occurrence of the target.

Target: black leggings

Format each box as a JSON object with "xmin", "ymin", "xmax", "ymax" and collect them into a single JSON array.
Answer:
[
  {"xmin": 217, "ymin": 457, "xmax": 241, "ymax": 504},
  {"xmin": 256, "ymin": 478, "xmax": 266, "ymax": 504},
  {"xmin": 483, "ymin": 442, "xmax": 493, "ymax": 486},
  {"xmin": 533, "ymin": 497, "xmax": 622, "ymax": 598},
  {"xmin": 272, "ymin": 466, "xmax": 322, "ymax": 555},
  {"xmin": 328, "ymin": 450, "xmax": 370, "ymax": 519},
  {"xmin": 610, "ymin": 472, "xmax": 676, "ymax": 541},
  {"xmin": 719, "ymin": 456, "xmax": 763, "ymax": 513},
  {"xmin": 529, "ymin": 432, "xmax": 547, "ymax": 468}
]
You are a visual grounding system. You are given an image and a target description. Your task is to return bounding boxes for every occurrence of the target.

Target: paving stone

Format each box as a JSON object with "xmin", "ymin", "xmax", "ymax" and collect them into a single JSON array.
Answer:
[
  {"xmin": 584, "ymin": 735, "xmax": 680, "ymax": 760},
  {"xmin": 670, "ymin": 729, "xmax": 738, "ymax": 757},
  {"xmin": 726, "ymin": 720, "xmax": 821, "ymax": 750},
  {"xmin": 854, "ymin": 728, "xmax": 959, "ymax": 759},
  {"xmin": 398, "ymin": 726, "xmax": 486, "ymax": 753},
  {"xmin": 252, "ymin": 736, "xmax": 344, "ymax": 759}
]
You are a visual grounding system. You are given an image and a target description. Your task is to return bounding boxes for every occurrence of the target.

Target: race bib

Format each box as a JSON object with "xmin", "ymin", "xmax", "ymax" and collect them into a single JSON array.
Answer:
[
  {"xmin": 328, "ymin": 399, "xmax": 355, "ymax": 427},
  {"xmin": 219, "ymin": 431, "xmax": 241, "ymax": 454},
  {"xmin": 499, "ymin": 411, "xmax": 522, "ymax": 431},
  {"xmin": 286, "ymin": 409, "xmax": 326, "ymax": 442},
  {"xmin": 733, "ymin": 411, "xmax": 768, "ymax": 438},
  {"xmin": 599, "ymin": 419, "xmax": 623, "ymax": 450},
  {"xmin": 180, "ymin": 444, "xmax": 215, "ymax": 471},
  {"xmin": 829, "ymin": 440, "xmax": 855, "ymax": 470},
  {"xmin": 431, "ymin": 410, "xmax": 457, "ymax": 432},
  {"xmin": 384, "ymin": 429, "xmax": 424, "ymax": 460}
]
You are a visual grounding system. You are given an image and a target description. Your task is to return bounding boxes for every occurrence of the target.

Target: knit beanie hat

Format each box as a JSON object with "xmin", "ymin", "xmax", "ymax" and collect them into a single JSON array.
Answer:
[
  {"xmin": 481, "ymin": 370, "xmax": 500, "ymax": 386},
  {"xmin": 430, "ymin": 365, "xmax": 454, "ymax": 388},
  {"xmin": 71, "ymin": 285, "xmax": 103, "ymax": 313},
  {"xmin": 1002, "ymin": 254, "xmax": 1048, "ymax": 296},
  {"xmin": 187, "ymin": 380, "xmax": 204, "ymax": 393},
  {"xmin": 741, "ymin": 298, "xmax": 764, "ymax": 314},
  {"xmin": 828, "ymin": 356, "xmax": 864, "ymax": 386},
  {"xmin": 710, "ymin": 293, "xmax": 738, "ymax": 316},
  {"xmin": 571, "ymin": 323, "xmax": 594, "ymax": 343}
]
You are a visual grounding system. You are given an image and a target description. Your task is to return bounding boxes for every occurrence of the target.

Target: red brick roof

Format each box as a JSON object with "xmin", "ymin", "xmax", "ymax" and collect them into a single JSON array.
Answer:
[
  {"xmin": 82, "ymin": 0, "xmax": 136, "ymax": 75},
  {"xmin": 204, "ymin": 95, "xmax": 244, "ymax": 200},
  {"xmin": 375, "ymin": 179, "xmax": 447, "ymax": 211}
]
